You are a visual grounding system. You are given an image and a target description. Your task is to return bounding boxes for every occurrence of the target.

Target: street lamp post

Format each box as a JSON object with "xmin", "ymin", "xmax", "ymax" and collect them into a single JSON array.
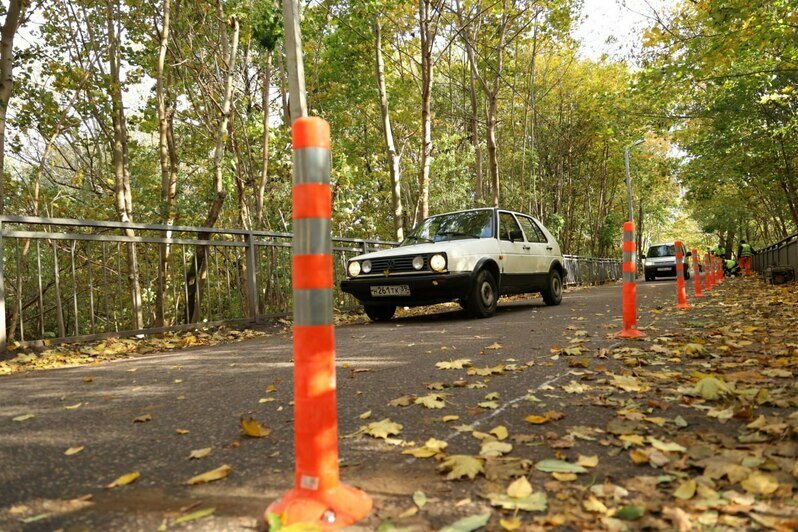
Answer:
[{"xmin": 624, "ymin": 139, "xmax": 644, "ymax": 223}]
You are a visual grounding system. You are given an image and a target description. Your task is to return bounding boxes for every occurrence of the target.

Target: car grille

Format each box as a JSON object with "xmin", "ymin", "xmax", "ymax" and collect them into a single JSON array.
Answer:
[{"xmin": 367, "ymin": 255, "xmax": 428, "ymax": 275}]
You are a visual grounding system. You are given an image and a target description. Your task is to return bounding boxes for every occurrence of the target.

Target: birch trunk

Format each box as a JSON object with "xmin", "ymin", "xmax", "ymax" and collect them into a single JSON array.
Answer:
[
  {"xmin": 373, "ymin": 18, "xmax": 403, "ymax": 241},
  {"xmin": 256, "ymin": 51, "xmax": 272, "ymax": 228},
  {"xmin": 106, "ymin": 0, "xmax": 143, "ymax": 330},
  {"xmin": 155, "ymin": 0, "xmax": 178, "ymax": 328}
]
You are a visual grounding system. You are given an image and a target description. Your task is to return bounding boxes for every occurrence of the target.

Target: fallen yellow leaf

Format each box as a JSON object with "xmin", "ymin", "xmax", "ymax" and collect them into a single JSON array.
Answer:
[
  {"xmin": 500, "ymin": 516, "xmax": 522, "ymax": 530},
  {"xmin": 576, "ymin": 455, "xmax": 598, "ymax": 468},
  {"xmin": 186, "ymin": 464, "xmax": 232, "ymax": 485},
  {"xmin": 106, "ymin": 471, "xmax": 140, "ymax": 488},
  {"xmin": 241, "ymin": 417, "xmax": 271, "ymax": 438},
  {"xmin": 583, "ymin": 495, "xmax": 608, "ymax": 514},
  {"xmin": 552, "ymin": 472, "xmax": 577, "ymax": 482},
  {"xmin": 506, "ymin": 476, "xmax": 532, "ymax": 498},
  {"xmin": 673, "ymin": 479, "xmax": 696, "ymax": 500},
  {"xmin": 490, "ymin": 425, "xmax": 509, "ymax": 440},
  {"xmin": 189, "ymin": 448, "xmax": 212, "ymax": 460},
  {"xmin": 65, "ymin": 446, "xmax": 84, "ymax": 456}
]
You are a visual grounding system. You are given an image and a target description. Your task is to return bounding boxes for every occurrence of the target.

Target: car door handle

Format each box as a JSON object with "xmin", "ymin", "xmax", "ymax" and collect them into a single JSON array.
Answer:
[
  {"xmin": 523, "ymin": 245, "xmax": 531, "ymax": 250},
  {"xmin": 546, "ymin": 246, "xmax": 553, "ymax": 251}
]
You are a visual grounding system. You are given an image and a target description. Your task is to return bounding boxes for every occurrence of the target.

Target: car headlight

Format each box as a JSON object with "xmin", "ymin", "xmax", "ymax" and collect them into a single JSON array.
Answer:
[
  {"xmin": 348, "ymin": 261, "xmax": 361, "ymax": 277},
  {"xmin": 361, "ymin": 260, "xmax": 372, "ymax": 274},
  {"xmin": 429, "ymin": 254, "xmax": 446, "ymax": 272},
  {"xmin": 412, "ymin": 256, "xmax": 424, "ymax": 270}
]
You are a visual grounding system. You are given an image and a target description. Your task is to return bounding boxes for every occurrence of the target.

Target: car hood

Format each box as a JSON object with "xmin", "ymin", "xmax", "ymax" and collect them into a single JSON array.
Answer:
[
  {"xmin": 646, "ymin": 257, "xmax": 676, "ymax": 264},
  {"xmin": 350, "ymin": 239, "xmax": 488, "ymax": 262}
]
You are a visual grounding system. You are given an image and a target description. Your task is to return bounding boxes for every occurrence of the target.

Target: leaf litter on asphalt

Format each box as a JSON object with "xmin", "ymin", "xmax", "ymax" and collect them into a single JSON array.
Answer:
[{"xmin": 349, "ymin": 277, "xmax": 798, "ymax": 529}]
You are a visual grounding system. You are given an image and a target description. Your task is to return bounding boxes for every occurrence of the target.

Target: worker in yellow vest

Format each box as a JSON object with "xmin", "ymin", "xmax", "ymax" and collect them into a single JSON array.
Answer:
[{"xmin": 737, "ymin": 239, "xmax": 754, "ymax": 275}]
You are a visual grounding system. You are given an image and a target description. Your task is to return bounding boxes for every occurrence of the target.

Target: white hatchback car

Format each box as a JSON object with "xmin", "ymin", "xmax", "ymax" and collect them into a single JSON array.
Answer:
[{"xmin": 340, "ymin": 208, "xmax": 566, "ymax": 321}]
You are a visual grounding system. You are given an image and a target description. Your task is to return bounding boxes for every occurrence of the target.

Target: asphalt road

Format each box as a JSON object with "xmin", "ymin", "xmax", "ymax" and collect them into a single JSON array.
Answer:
[{"xmin": 0, "ymin": 279, "xmax": 686, "ymax": 531}]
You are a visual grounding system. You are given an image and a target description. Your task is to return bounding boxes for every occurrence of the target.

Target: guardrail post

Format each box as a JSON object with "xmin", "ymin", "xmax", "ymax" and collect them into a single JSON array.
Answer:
[
  {"xmin": 245, "ymin": 233, "xmax": 259, "ymax": 322},
  {"xmin": 0, "ymin": 220, "xmax": 6, "ymax": 352},
  {"xmin": 266, "ymin": 117, "xmax": 371, "ymax": 527}
]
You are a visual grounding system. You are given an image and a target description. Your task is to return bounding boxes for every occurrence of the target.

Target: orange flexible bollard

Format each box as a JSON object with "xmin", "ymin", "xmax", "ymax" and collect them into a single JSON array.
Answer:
[
  {"xmin": 675, "ymin": 241, "xmax": 691, "ymax": 309},
  {"xmin": 615, "ymin": 221, "xmax": 646, "ymax": 339},
  {"xmin": 266, "ymin": 118, "xmax": 372, "ymax": 529},
  {"xmin": 704, "ymin": 253, "xmax": 713, "ymax": 291},
  {"xmin": 692, "ymin": 248, "xmax": 704, "ymax": 298}
]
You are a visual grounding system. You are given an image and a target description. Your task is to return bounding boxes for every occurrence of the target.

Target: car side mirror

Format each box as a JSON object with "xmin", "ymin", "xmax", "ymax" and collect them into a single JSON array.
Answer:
[
  {"xmin": 686, "ymin": 251, "xmax": 692, "ymax": 257},
  {"xmin": 510, "ymin": 229, "xmax": 523, "ymax": 242}
]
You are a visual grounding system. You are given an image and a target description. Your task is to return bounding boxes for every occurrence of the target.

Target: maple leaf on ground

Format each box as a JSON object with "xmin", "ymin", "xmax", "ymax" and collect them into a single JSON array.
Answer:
[
  {"xmin": 480, "ymin": 441, "xmax": 513, "ymax": 458},
  {"xmin": 363, "ymin": 418, "xmax": 403, "ymax": 439},
  {"xmin": 438, "ymin": 455, "xmax": 484, "ymax": 480},
  {"xmin": 436, "ymin": 359, "xmax": 471, "ymax": 370},
  {"xmin": 387, "ymin": 394, "xmax": 414, "ymax": 407},
  {"xmin": 468, "ymin": 364, "xmax": 505, "ymax": 376},
  {"xmin": 402, "ymin": 438, "xmax": 448, "ymax": 458},
  {"xmin": 610, "ymin": 374, "xmax": 649, "ymax": 393},
  {"xmin": 415, "ymin": 393, "xmax": 446, "ymax": 409}
]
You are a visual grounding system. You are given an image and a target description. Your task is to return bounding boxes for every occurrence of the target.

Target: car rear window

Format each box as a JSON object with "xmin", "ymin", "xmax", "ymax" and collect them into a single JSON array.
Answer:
[{"xmin": 647, "ymin": 244, "xmax": 676, "ymax": 258}]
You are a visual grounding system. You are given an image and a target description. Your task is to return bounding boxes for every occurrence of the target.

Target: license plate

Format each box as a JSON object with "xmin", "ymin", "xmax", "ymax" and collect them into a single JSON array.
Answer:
[
  {"xmin": 657, "ymin": 267, "xmax": 671, "ymax": 271},
  {"xmin": 370, "ymin": 285, "xmax": 410, "ymax": 297}
]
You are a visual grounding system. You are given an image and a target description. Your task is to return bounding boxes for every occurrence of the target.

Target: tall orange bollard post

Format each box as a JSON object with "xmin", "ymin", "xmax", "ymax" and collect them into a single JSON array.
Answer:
[
  {"xmin": 615, "ymin": 221, "xmax": 646, "ymax": 339},
  {"xmin": 266, "ymin": 118, "xmax": 372, "ymax": 528},
  {"xmin": 675, "ymin": 241, "xmax": 691, "ymax": 309},
  {"xmin": 716, "ymin": 257, "xmax": 723, "ymax": 284},
  {"xmin": 691, "ymin": 248, "xmax": 704, "ymax": 298},
  {"xmin": 704, "ymin": 253, "xmax": 713, "ymax": 291}
]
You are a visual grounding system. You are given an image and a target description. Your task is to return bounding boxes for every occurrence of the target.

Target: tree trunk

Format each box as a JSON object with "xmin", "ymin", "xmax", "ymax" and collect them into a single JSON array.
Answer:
[
  {"xmin": 454, "ymin": 0, "xmax": 484, "ymax": 205},
  {"xmin": 0, "ymin": 0, "xmax": 27, "ymax": 215},
  {"xmin": 188, "ymin": 5, "xmax": 240, "ymax": 323},
  {"xmin": 416, "ymin": 0, "xmax": 433, "ymax": 224},
  {"xmin": 373, "ymin": 18, "xmax": 404, "ymax": 242},
  {"xmin": 256, "ymin": 51, "xmax": 272, "ymax": 228},
  {"xmin": 487, "ymin": 93, "xmax": 500, "ymax": 207},
  {"xmin": 106, "ymin": 0, "xmax": 143, "ymax": 330},
  {"xmin": 155, "ymin": 0, "xmax": 178, "ymax": 328}
]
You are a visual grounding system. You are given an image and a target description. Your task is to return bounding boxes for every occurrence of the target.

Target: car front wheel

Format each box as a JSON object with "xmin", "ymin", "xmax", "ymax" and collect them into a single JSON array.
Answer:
[
  {"xmin": 465, "ymin": 269, "xmax": 498, "ymax": 318},
  {"xmin": 541, "ymin": 269, "xmax": 563, "ymax": 306},
  {"xmin": 364, "ymin": 304, "xmax": 396, "ymax": 322}
]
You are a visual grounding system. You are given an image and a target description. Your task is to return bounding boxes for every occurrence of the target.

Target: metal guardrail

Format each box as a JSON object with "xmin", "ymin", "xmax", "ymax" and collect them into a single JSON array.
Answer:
[
  {"xmin": 753, "ymin": 233, "xmax": 798, "ymax": 274},
  {"xmin": 563, "ymin": 255, "xmax": 622, "ymax": 287},
  {"xmin": 0, "ymin": 215, "xmax": 623, "ymax": 350}
]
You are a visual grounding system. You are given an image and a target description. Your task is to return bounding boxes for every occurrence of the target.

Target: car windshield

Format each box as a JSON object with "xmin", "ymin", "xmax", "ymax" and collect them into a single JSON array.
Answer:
[
  {"xmin": 647, "ymin": 244, "xmax": 676, "ymax": 258},
  {"xmin": 402, "ymin": 210, "xmax": 494, "ymax": 245}
]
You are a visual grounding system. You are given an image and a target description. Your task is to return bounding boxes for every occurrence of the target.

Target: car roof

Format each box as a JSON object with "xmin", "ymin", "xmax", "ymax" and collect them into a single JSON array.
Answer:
[{"xmin": 428, "ymin": 207, "xmax": 539, "ymax": 220}]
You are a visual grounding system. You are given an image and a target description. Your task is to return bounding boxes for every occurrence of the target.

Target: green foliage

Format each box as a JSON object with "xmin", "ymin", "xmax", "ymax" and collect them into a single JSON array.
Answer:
[
  {"xmin": 251, "ymin": 0, "xmax": 283, "ymax": 51},
  {"xmin": 638, "ymin": 0, "xmax": 798, "ymax": 247}
]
